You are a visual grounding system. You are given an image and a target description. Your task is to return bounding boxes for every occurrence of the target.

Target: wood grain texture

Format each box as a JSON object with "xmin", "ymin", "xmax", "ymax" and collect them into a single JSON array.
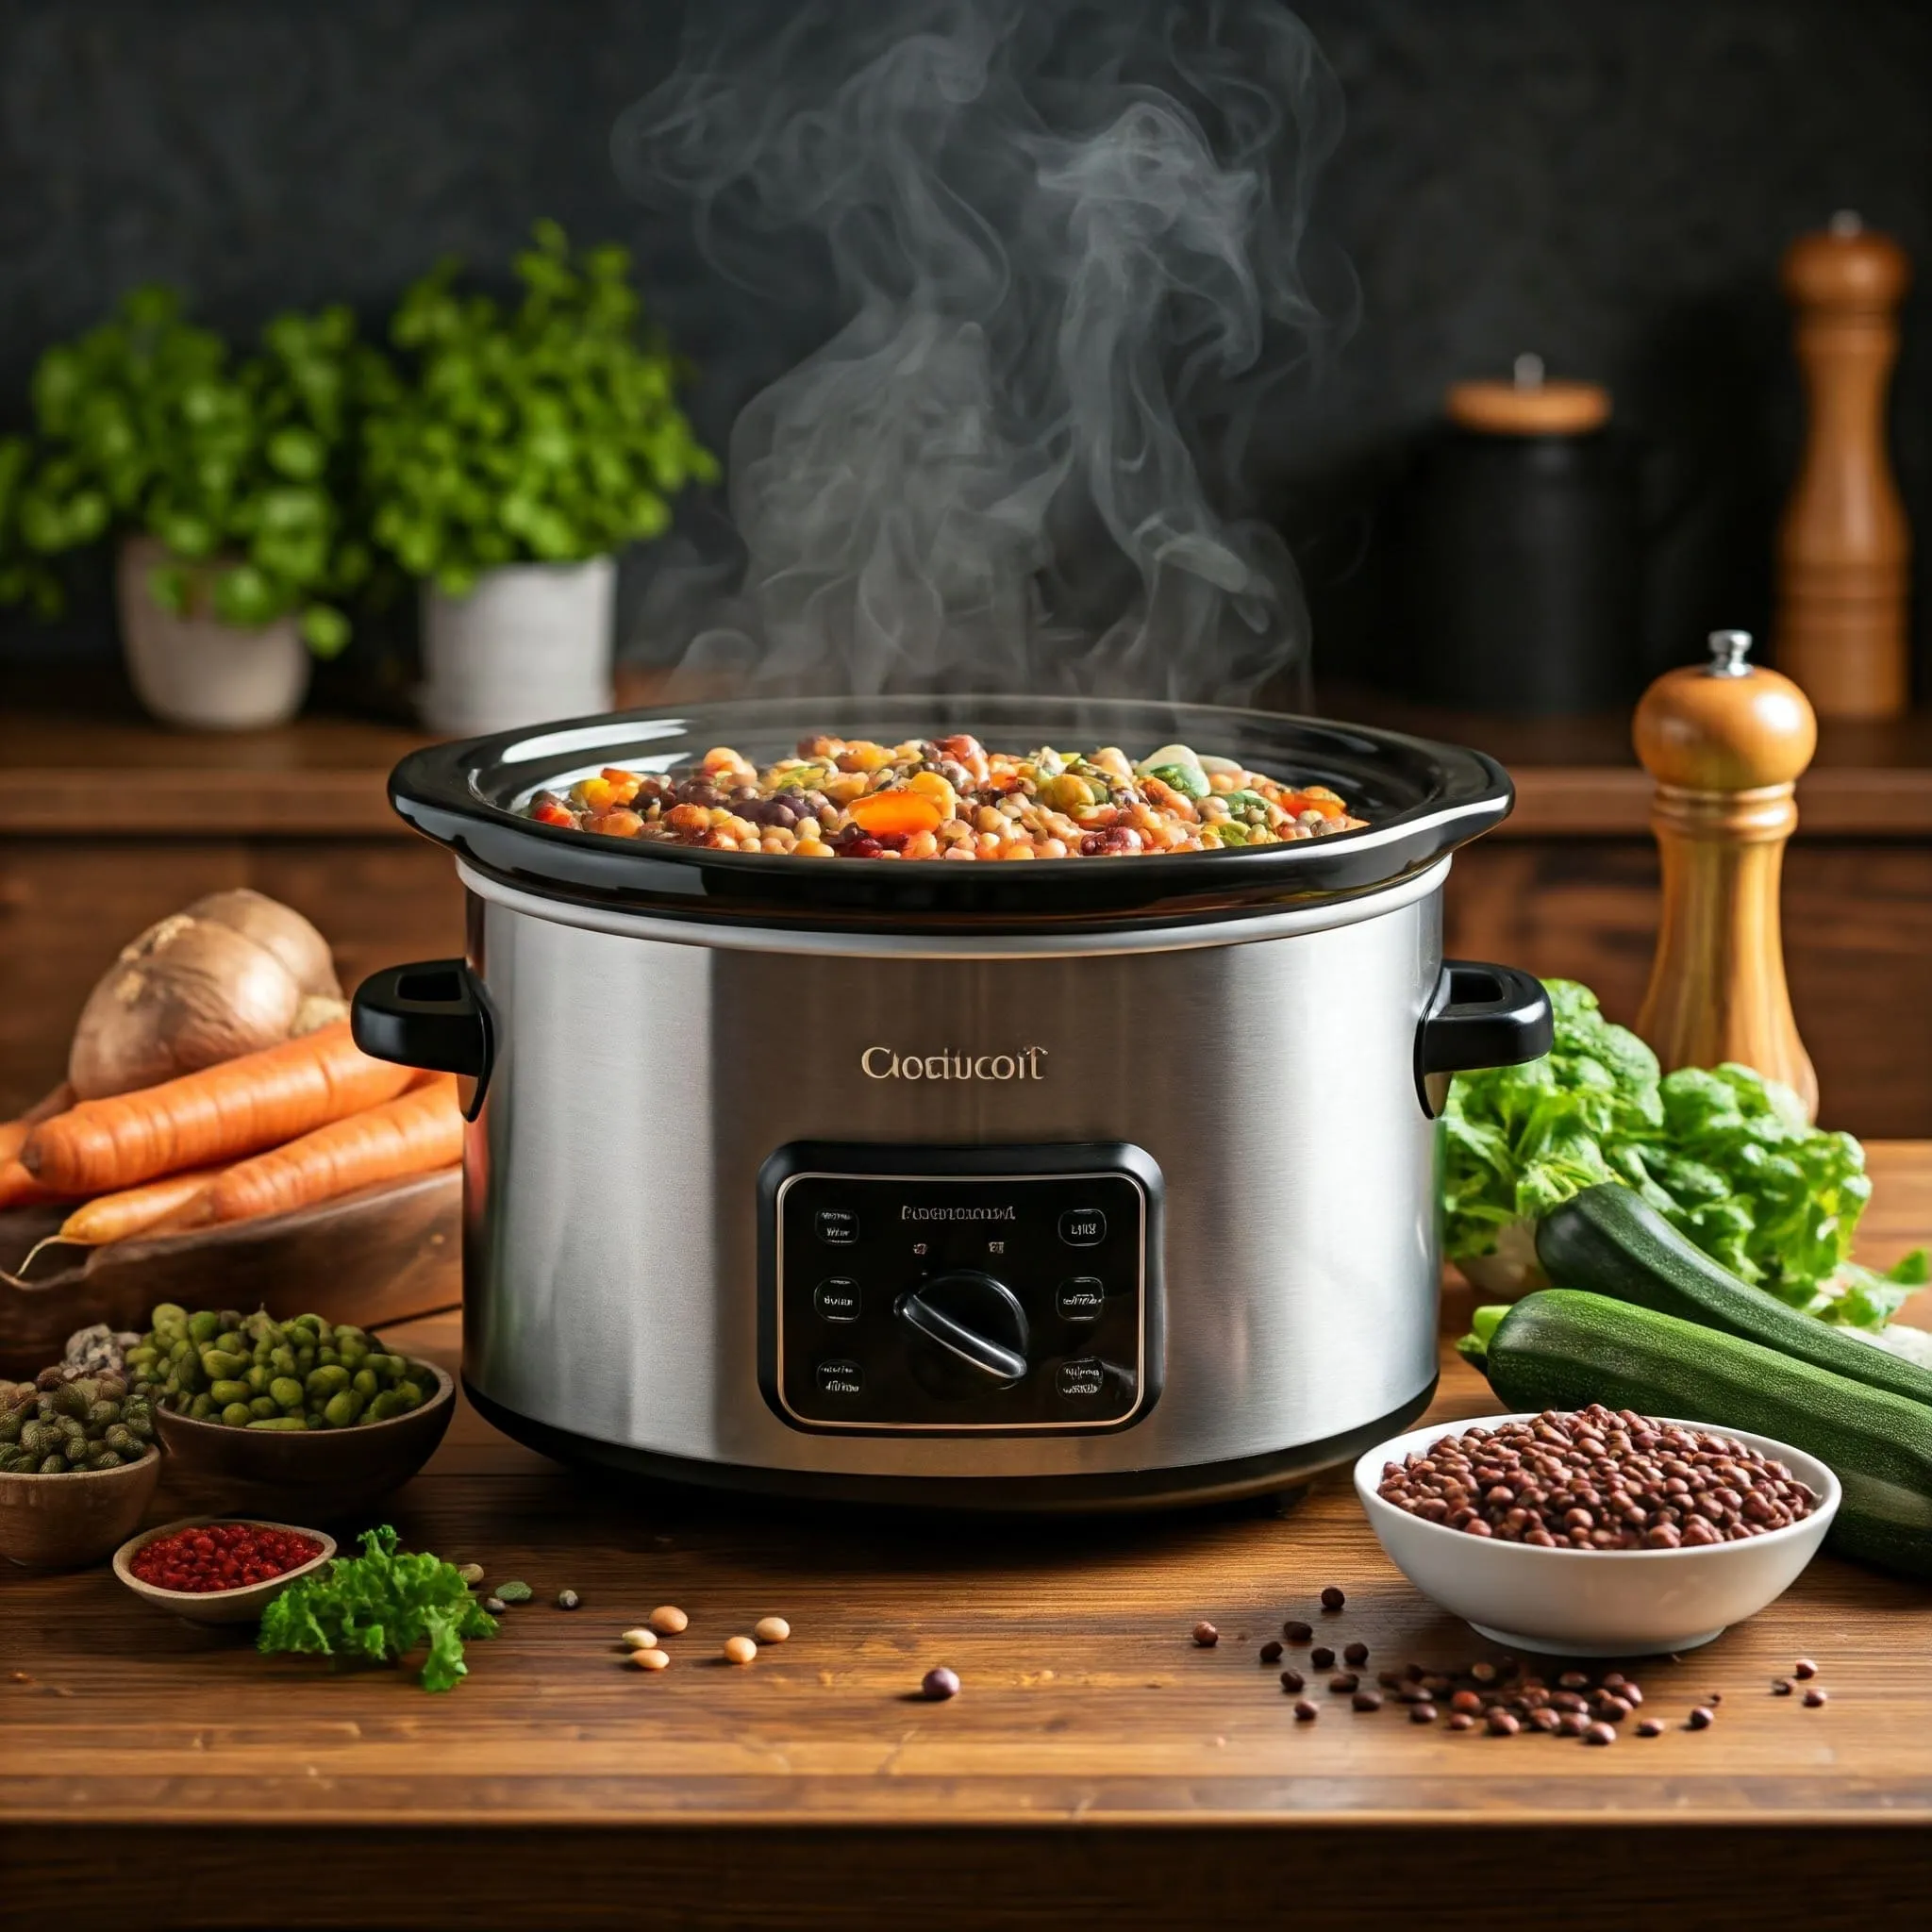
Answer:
[{"xmin": 4, "ymin": 1155, "xmax": 1932, "ymax": 1929}]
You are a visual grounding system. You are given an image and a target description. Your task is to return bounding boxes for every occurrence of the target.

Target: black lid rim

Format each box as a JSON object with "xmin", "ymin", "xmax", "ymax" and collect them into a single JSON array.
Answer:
[{"xmin": 387, "ymin": 696, "xmax": 1513, "ymax": 935}]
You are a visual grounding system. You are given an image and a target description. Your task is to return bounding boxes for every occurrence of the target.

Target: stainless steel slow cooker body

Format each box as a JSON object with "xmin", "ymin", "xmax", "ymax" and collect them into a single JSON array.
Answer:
[{"xmin": 358, "ymin": 696, "xmax": 1550, "ymax": 1509}]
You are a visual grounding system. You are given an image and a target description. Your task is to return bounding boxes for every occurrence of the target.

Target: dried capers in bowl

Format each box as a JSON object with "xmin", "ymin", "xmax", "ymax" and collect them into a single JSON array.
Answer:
[{"xmin": 0, "ymin": 1372, "xmax": 155, "ymax": 1474}]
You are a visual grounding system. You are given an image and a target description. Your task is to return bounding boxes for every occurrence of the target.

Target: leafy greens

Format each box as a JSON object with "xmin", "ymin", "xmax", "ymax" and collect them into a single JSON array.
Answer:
[
  {"xmin": 258, "ymin": 1524, "xmax": 496, "ymax": 1691},
  {"xmin": 1441, "ymin": 979, "xmax": 1926, "ymax": 1328}
]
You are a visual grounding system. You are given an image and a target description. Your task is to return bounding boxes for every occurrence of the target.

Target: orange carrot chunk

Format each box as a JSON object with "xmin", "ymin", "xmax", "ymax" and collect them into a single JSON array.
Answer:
[
  {"xmin": 24, "ymin": 1021, "xmax": 415, "ymax": 1195},
  {"xmin": 848, "ymin": 791, "xmax": 945, "ymax": 839},
  {"xmin": 176, "ymin": 1074, "xmax": 462, "ymax": 1228}
]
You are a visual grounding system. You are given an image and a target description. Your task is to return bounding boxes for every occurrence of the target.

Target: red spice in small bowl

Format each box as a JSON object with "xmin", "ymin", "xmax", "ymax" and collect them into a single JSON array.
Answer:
[{"xmin": 130, "ymin": 1522, "xmax": 325, "ymax": 1594}]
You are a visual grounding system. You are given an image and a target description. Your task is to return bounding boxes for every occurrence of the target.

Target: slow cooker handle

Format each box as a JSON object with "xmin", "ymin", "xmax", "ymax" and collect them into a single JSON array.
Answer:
[
  {"xmin": 351, "ymin": 959, "xmax": 494, "ymax": 1108},
  {"xmin": 1415, "ymin": 960, "xmax": 1553, "ymax": 1107}
]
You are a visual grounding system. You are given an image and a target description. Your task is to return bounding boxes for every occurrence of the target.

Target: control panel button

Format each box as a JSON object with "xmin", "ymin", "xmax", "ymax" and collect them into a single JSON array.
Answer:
[
  {"xmin": 1057, "ymin": 1357, "xmax": 1106, "ymax": 1399},
  {"xmin": 1056, "ymin": 1277, "xmax": 1105, "ymax": 1323},
  {"xmin": 1058, "ymin": 1208, "xmax": 1107, "ymax": 1246},
  {"xmin": 814, "ymin": 1278, "xmax": 862, "ymax": 1323},
  {"xmin": 816, "ymin": 1358, "xmax": 864, "ymax": 1395},
  {"xmin": 816, "ymin": 1207, "xmax": 860, "ymax": 1245}
]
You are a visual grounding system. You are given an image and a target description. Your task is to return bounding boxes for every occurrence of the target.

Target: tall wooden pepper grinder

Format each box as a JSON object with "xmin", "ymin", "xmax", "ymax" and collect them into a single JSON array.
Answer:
[
  {"xmin": 1775, "ymin": 210, "xmax": 1911, "ymax": 718},
  {"xmin": 1633, "ymin": 629, "xmax": 1819, "ymax": 1119}
]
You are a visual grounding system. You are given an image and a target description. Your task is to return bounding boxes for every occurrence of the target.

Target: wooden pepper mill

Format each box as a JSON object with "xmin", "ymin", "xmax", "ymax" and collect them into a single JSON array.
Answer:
[
  {"xmin": 1775, "ymin": 210, "xmax": 1911, "ymax": 719},
  {"xmin": 1633, "ymin": 629, "xmax": 1819, "ymax": 1119}
]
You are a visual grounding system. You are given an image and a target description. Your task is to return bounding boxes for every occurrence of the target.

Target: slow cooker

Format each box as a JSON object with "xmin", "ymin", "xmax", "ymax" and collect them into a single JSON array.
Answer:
[{"xmin": 351, "ymin": 695, "xmax": 1550, "ymax": 1510}]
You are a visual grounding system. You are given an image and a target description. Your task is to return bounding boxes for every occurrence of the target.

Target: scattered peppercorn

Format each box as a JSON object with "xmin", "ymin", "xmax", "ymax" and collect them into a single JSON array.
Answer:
[
  {"xmin": 922, "ymin": 1666, "xmax": 960, "ymax": 1701},
  {"xmin": 1284, "ymin": 1621, "xmax": 1313, "ymax": 1643},
  {"xmin": 1320, "ymin": 1586, "xmax": 1346, "ymax": 1611},
  {"xmin": 1259, "ymin": 1641, "xmax": 1283, "ymax": 1664},
  {"xmin": 1342, "ymin": 1641, "xmax": 1369, "ymax": 1667},
  {"xmin": 1191, "ymin": 1621, "xmax": 1219, "ymax": 1647}
]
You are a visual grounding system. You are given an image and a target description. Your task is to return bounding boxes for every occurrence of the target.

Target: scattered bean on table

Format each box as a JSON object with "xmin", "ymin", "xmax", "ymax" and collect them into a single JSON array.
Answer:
[
  {"xmin": 922, "ymin": 1667, "xmax": 960, "ymax": 1701},
  {"xmin": 632, "ymin": 1648, "xmax": 671, "ymax": 1672},
  {"xmin": 1191, "ymin": 1621, "xmax": 1219, "ymax": 1647},
  {"xmin": 723, "ymin": 1636, "xmax": 758, "ymax": 1665},
  {"xmin": 650, "ymin": 1605, "xmax": 689, "ymax": 1635},
  {"xmin": 754, "ymin": 1617, "xmax": 791, "ymax": 1645}
]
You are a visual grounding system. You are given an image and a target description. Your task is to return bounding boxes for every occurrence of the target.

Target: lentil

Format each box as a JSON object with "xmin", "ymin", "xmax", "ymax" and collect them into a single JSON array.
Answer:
[
  {"xmin": 130, "ymin": 1523, "xmax": 323, "ymax": 1593},
  {"xmin": 525, "ymin": 737, "xmax": 1365, "ymax": 860},
  {"xmin": 1375, "ymin": 1405, "xmax": 1818, "ymax": 1546},
  {"xmin": 723, "ymin": 1636, "xmax": 758, "ymax": 1665},
  {"xmin": 922, "ymin": 1666, "xmax": 960, "ymax": 1701},
  {"xmin": 1191, "ymin": 1621, "xmax": 1219, "ymax": 1648},
  {"xmin": 632, "ymin": 1647, "xmax": 671, "ymax": 1672},
  {"xmin": 649, "ymin": 1605, "xmax": 690, "ymax": 1635},
  {"xmin": 755, "ymin": 1617, "xmax": 791, "ymax": 1645}
]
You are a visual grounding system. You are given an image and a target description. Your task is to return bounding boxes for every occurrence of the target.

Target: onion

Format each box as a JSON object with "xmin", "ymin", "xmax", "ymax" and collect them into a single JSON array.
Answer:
[{"xmin": 67, "ymin": 893, "xmax": 341, "ymax": 1100}]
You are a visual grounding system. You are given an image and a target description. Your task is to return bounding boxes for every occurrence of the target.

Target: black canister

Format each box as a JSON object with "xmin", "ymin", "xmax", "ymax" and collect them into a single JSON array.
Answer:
[{"xmin": 1392, "ymin": 362, "xmax": 1641, "ymax": 715}]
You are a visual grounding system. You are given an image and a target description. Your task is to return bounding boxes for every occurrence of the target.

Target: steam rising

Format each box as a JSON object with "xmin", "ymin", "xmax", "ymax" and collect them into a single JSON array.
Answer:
[{"xmin": 613, "ymin": 0, "xmax": 1346, "ymax": 703}]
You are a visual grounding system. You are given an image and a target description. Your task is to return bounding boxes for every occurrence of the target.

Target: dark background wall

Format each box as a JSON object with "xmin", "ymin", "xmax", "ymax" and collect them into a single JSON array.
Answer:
[{"xmin": 2, "ymin": 0, "xmax": 1928, "ymax": 701}]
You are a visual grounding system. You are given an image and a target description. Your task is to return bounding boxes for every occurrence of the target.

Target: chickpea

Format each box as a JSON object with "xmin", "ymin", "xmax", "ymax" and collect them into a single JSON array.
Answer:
[
  {"xmin": 723, "ymin": 1635, "xmax": 758, "ymax": 1665},
  {"xmin": 754, "ymin": 1617, "xmax": 791, "ymax": 1644},
  {"xmin": 631, "ymin": 1647, "xmax": 671, "ymax": 1672},
  {"xmin": 903, "ymin": 830, "xmax": 940, "ymax": 859},
  {"xmin": 648, "ymin": 1605, "xmax": 689, "ymax": 1635}
]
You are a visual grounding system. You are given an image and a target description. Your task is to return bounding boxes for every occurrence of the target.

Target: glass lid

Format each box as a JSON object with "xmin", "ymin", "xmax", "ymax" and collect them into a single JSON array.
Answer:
[{"xmin": 387, "ymin": 694, "xmax": 1512, "ymax": 936}]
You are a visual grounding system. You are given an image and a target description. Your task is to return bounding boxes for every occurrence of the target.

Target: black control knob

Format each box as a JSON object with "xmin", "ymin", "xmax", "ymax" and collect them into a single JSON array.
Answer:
[{"xmin": 894, "ymin": 1272, "xmax": 1029, "ymax": 1388}]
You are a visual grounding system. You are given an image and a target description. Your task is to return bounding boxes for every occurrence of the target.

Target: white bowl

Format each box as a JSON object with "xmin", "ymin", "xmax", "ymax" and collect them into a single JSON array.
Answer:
[{"xmin": 1354, "ymin": 1412, "xmax": 1840, "ymax": 1657}]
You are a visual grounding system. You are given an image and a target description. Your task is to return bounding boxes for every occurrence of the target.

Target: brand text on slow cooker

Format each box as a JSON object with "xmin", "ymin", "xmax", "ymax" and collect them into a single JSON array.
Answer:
[{"xmin": 860, "ymin": 1046, "xmax": 1048, "ymax": 1081}]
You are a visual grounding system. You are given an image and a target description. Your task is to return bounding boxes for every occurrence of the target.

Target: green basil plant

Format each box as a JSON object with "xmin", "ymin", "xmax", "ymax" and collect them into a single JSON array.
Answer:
[
  {"xmin": 363, "ymin": 219, "xmax": 717, "ymax": 597},
  {"xmin": 0, "ymin": 287, "xmax": 390, "ymax": 656}
]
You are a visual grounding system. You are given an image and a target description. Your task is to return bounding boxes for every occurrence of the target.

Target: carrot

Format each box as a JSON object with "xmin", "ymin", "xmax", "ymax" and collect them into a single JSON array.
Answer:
[
  {"xmin": 173, "ymin": 1074, "xmax": 462, "ymax": 1228},
  {"xmin": 848, "ymin": 791, "xmax": 945, "ymax": 839},
  {"xmin": 56, "ymin": 1167, "xmax": 225, "ymax": 1246},
  {"xmin": 0, "ymin": 1081, "xmax": 76, "ymax": 1170},
  {"xmin": 23, "ymin": 1021, "xmax": 414, "ymax": 1195},
  {"xmin": 0, "ymin": 1158, "xmax": 76, "ymax": 1212}
]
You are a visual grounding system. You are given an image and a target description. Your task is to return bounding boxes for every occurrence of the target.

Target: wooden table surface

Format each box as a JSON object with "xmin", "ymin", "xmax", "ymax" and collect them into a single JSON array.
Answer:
[{"xmin": 7, "ymin": 1146, "xmax": 1932, "ymax": 1930}]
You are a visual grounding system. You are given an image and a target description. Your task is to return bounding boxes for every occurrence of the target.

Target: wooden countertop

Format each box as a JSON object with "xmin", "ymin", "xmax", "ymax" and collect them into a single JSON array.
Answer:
[
  {"xmin": 8, "ymin": 674, "xmax": 1932, "ymax": 841},
  {"xmin": 6, "ymin": 1145, "xmax": 1932, "ymax": 1929}
]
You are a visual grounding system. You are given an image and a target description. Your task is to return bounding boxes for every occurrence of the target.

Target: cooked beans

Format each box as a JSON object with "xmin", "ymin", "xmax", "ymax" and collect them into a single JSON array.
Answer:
[
  {"xmin": 1375, "ymin": 1405, "xmax": 1818, "ymax": 1546},
  {"xmin": 526, "ymin": 737, "xmax": 1363, "ymax": 860}
]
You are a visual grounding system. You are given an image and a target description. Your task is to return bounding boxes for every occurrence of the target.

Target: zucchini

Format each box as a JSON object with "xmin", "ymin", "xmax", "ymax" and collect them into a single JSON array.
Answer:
[
  {"xmin": 1535, "ymin": 1182, "xmax": 1932, "ymax": 1410},
  {"xmin": 1485, "ymin": 1289, "xmax": 1932, "ymax": 1577}
]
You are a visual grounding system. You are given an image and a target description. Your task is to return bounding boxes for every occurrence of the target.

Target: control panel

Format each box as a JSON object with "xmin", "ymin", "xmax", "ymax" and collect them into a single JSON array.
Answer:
[{"xmin": 757, "ymin": 1142, "xmax": 1163, "ymax": 1436}]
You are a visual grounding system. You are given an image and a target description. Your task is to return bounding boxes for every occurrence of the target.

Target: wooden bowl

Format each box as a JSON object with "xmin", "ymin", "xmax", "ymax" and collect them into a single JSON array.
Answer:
[
  {"xmin": 0, "ymin": 1168, "xmax": 461, "ymax": 1380},
  {"xmin": 152, "ymin": 1360, "xmax": 456, "ymax": 1527},
  {"xmin": 113, "ymin": 1516, "xmax": 337, "ymax": 1625},
  {"xmin": 0, "ymin": 1446, "xmax": 161, "ymax": 1571}
]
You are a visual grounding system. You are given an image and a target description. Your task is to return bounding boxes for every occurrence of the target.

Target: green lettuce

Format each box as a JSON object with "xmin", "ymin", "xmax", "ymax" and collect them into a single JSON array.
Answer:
[
  {"xmin": 1442, "ymin": 980, "xmax": 1924, "ymax": 1328},
  {"xmin": 258, "ymin": 1524, "xmax": 496, "ymax": 1691}
]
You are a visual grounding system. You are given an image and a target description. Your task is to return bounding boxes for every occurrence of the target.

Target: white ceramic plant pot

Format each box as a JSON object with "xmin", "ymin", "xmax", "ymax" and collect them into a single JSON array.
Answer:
[
  {"xmin": 117, "ymin": 536, "xmax": 311, "ymax": 732},
  {"xmin": 419, "ymin": 557, "xmax": 617, "ymax": 737}
]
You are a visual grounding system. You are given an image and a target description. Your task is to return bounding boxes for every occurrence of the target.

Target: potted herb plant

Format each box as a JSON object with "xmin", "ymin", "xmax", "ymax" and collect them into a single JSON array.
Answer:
[
  {"xmin": 363, "ymin": 220, "xmax": 717, "ymax": 735},
  {"xmin": 2, "ymin": 288, "xmax": 388, "ymax": 730}
]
